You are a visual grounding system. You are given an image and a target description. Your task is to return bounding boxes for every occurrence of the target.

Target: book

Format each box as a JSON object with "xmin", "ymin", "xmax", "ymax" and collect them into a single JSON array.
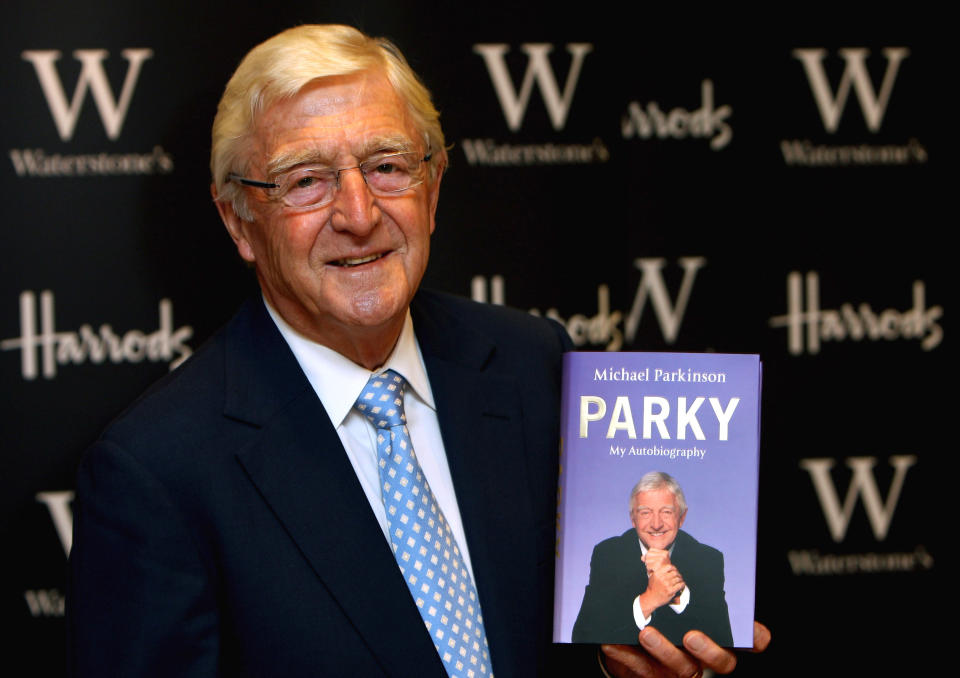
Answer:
[{"xmin": 553, "ymin": 352, "xmax": 761, "ymax": 648}]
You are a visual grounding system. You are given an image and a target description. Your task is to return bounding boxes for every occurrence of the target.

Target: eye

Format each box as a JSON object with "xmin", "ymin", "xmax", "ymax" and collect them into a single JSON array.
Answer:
[
  {"xmin": 372, "ymin": 159, "xmax": 404, "ymax": 175},
  {"xmin": 281, "ymin": 168, "xmax": 336, "ymax": 207},
  {"xmin": 359, "ymin": 153, "xmax": 420, "ymax": 194},
  {"xmin": 285, "ymin": 168, "xmax": 333, "ymax": 192},
  {"xmin": 371, "ymin": 154, "xmax": 413, "ymax": 173}
]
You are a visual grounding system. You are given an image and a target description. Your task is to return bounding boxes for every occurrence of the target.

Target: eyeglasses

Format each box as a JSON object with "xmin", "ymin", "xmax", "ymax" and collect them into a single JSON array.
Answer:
[{"xmin": 228, "ymin": 151, "xmax": 432, "ymax": 210}]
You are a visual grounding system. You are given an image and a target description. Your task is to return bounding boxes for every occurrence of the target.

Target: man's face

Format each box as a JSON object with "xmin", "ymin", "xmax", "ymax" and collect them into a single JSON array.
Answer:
[
  {"xmin": 630, "ymin": 488, "xmax": 685, "ymax": 550},
  {"xmin": 217, "ymin": 69, "xmax": 442, "ymax": 359}
]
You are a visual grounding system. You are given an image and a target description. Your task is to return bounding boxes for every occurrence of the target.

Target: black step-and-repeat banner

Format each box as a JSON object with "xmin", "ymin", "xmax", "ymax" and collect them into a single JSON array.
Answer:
[{"xmin": 2, "ymin": 4, "xmax": 946, "ymax": 674}]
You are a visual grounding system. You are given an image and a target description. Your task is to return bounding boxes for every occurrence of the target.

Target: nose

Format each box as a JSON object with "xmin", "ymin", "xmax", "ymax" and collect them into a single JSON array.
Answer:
[{"xmin": 330, "ymin": 166, "xmax": 380, "ymax": 235}]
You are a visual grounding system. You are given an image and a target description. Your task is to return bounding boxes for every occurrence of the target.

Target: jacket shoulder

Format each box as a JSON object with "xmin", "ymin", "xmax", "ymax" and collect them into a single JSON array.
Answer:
[
  {"xmin": 675, "ymin": 529, "xmax": 724, "ymax": 562},
  {"xmin": 590, "ymin": 529, "xmax": 641, "ymax": 558},
  {"xmin": 412, "ymin": 289, "xmax": 573, "ymax": 354},
  {"xmin": 90, "ymin": 298, "xmax": 284, "ymax": 465}
]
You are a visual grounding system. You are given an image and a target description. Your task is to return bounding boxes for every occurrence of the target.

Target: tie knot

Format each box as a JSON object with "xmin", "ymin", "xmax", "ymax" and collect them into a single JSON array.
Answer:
[{"xmin": 355, "ymin": 369, "xmax": 407, "ymax": 429}]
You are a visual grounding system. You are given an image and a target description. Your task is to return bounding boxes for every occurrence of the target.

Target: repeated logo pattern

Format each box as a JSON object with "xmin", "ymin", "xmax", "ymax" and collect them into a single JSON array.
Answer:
[{"xmin": 355, "ymin": 370, "xmax": 492, "ymax": 678}]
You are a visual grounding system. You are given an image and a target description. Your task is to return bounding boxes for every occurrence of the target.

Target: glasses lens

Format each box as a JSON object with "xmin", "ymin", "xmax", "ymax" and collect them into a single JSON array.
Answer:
[
  {"xmin": 280, "ymin": 168, "xmax": 337, "ymax": 207},
  {"xmin": 274, "ymin": 153, "xmax": 426, "ymax": 208},
  {"xmin": 363, "ymin": 153, "xmax": 422, "ymax": 194}
]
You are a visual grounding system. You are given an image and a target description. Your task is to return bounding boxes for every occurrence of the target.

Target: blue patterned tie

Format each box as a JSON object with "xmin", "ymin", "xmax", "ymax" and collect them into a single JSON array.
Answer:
[{"xmin": 355, "ymin": 370, "xmax": 493, "ymax": 678}]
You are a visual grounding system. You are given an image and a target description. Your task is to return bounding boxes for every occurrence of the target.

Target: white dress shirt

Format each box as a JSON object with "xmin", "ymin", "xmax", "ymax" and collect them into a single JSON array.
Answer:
[{"xmin": 264, "ymin": 300, "xmax": 477, "ymax": 581}]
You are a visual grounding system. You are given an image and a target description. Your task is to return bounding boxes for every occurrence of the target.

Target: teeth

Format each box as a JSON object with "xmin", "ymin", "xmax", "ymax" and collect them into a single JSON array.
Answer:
[{"xmin": 336, "ymin": 253, "xmax": 383, "ymax": 267}]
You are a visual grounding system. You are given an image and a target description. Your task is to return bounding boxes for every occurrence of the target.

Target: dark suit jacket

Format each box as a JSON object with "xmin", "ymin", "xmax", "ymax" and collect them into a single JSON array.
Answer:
[
  {"xmin": 67, "ymin": 290, "xmax": 592, "ymax": 677},
  {"xmin": 571, "ymin": 529, "xmax": 733, "ymax": 647}
]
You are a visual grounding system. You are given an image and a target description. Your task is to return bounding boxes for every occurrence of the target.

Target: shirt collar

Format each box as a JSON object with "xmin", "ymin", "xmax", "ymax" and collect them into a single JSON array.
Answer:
[{"xmin": 263, "ymin": 298, "xmax": 436, "ymax": 428}]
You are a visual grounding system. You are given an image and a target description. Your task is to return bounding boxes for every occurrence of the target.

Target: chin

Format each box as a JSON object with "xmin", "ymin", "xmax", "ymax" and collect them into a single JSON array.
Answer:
[
  {"xmin": 344, "ymin": 289, "xmax": 408, "ymax": 326},
  {"xmin": 644, "ymin": 536, "xmax": 674, "ymax": 549}
]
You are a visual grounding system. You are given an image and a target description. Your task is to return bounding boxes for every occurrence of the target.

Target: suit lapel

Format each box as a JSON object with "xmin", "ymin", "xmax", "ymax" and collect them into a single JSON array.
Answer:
[
  {"xmin": 412, "ymin": 294, "xmax": 539, "ymax": 674},
  {"xmin": 633, "ymin": 535, "xmax": 649, "ymax": 584},
  {"xmin": 224, "ymin": 299, "xmax": 445, "ymax": 676},
  {"xmin": 668, "ymin": 530, "xmax": 695, "ymax": 575}
]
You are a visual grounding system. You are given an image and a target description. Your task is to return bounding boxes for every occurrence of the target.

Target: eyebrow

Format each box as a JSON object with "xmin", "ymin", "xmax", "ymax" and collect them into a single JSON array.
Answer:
[{"xmin": 265, "ymin": 135, "xmax": 417, "ymax": 177}]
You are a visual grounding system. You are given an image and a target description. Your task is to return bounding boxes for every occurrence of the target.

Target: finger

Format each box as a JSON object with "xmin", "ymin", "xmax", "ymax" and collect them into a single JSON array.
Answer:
[
  {"xmin": 682, "ymin": 631, "xmax": 736, "ymax": 674},
  {"xmin": 638, "ymin": 626, "xmax": 702, "ymax": 678},
  {"xmin": 601, "ymin": 644, "xmax": 663, "ymax": 678},
  {"xmin": 752, "ymin": 621, "xmax": 771, "ymax": 652}
]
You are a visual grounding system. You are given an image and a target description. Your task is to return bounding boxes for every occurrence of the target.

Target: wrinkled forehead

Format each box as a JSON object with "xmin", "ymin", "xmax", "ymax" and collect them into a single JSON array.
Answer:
[
  {"xmin": 289, "ymin": 72, "xmax": 386, "ymax": 116},
  {"xmin": 251, "ymin": 70, "xmax": 419, "ymax": 170}
]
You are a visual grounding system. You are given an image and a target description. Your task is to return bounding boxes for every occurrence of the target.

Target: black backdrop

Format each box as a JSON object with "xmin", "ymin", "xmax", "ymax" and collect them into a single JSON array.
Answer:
[{"xmin": 2, "ymin": 3, "xmax": 948, "ymax": 674}]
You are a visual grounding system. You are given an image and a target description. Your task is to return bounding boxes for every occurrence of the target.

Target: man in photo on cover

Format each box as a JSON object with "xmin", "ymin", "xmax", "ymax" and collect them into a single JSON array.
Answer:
[{"xmin": 572, "ymin": 471, "xmax": 733, "ymax": 647}]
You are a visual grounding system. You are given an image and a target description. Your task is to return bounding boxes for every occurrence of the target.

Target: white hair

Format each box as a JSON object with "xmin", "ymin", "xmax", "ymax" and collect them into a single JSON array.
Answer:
[{"xmin": 630, "ymin": 471, "xmax": 687, "ymax": 517}]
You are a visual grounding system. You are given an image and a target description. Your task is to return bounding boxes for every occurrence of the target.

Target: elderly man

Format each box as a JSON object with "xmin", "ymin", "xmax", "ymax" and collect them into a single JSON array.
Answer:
[
  {"xmin": 573, "ymin": 472, "xmax": 733, "ymax": 648},
  {"xmin": 67, "ymin": 25, "xmax": 765, "ymax": 678}
]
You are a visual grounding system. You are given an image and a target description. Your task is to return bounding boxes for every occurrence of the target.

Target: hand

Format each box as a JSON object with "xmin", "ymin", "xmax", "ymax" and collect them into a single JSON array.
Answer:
[
  {"xmin": 638, "ymin": 564, "xmax": 685, "ymax": 614},
  {"xmin": 601, "ymin": 621, "xmax": 771, "ymax": 678},
  {"xmin": 641, "ymin": 548, "xmax": 672, "ymax": 574}
]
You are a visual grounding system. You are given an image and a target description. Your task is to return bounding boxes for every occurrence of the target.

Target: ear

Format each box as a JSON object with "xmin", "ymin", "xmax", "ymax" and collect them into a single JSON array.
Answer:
[
  {"xmin": 426, "ymin": 157, "xmax": 445, "ymax": 235},
  {"xmin": 211, "ymin": 183, "xmax": 257, "ymax": 263}
]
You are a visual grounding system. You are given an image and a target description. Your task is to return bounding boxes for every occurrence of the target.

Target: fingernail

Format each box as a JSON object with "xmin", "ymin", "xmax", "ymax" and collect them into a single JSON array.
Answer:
[
  {"xmin": 686, "ymin": 633, "xmax": 706, "ymax": 652},
  {"xmin": 641, "ymin": 631, "xmax": 661, "ymax": 649}
]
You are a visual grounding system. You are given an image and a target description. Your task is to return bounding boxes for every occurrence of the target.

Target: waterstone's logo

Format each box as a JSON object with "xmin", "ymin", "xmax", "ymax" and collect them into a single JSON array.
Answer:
[
  {"xmin": 472, "ymin": 257, "xmax": 705, "ymax": 350},
  {"xmin": 1, "ymin": 290, "xmax": 193, "ymax": 380},
  {"xmin": 622, "ymin": 79, "xmax": 733, "ymax": 150},
  {"xmin": 782, "ymin": 47, "xmax": 926, "ymax": 166},
  {"xmin": 768, "ymin": 271, "xmax": 943, "ymax": 355},
  {"xmin": 11, "ymin": 48, "xmax": 174, "ymax": 177},
  {"xmin": 24, "ymin": 490, "xmax": 74, "ymax": 618},
  {"xmin": 788, "ymin": 456, "xmax": 933, "ymax": 576},
  {"xmin": 465, "ymin": 43, "xmax": 608, "ymax": 166}
]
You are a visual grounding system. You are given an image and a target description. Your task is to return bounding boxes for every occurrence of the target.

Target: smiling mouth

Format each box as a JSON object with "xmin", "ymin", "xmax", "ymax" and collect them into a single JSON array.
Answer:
[{"xmin": 332, "ymin": 252, "xmax": 387, "ymax": 267}]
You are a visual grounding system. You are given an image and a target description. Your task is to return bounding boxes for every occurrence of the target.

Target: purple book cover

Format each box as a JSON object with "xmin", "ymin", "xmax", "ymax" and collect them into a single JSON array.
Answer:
[{"xmin": 553, "ymin": 352, "xmax": 760, "ymax": 648}]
